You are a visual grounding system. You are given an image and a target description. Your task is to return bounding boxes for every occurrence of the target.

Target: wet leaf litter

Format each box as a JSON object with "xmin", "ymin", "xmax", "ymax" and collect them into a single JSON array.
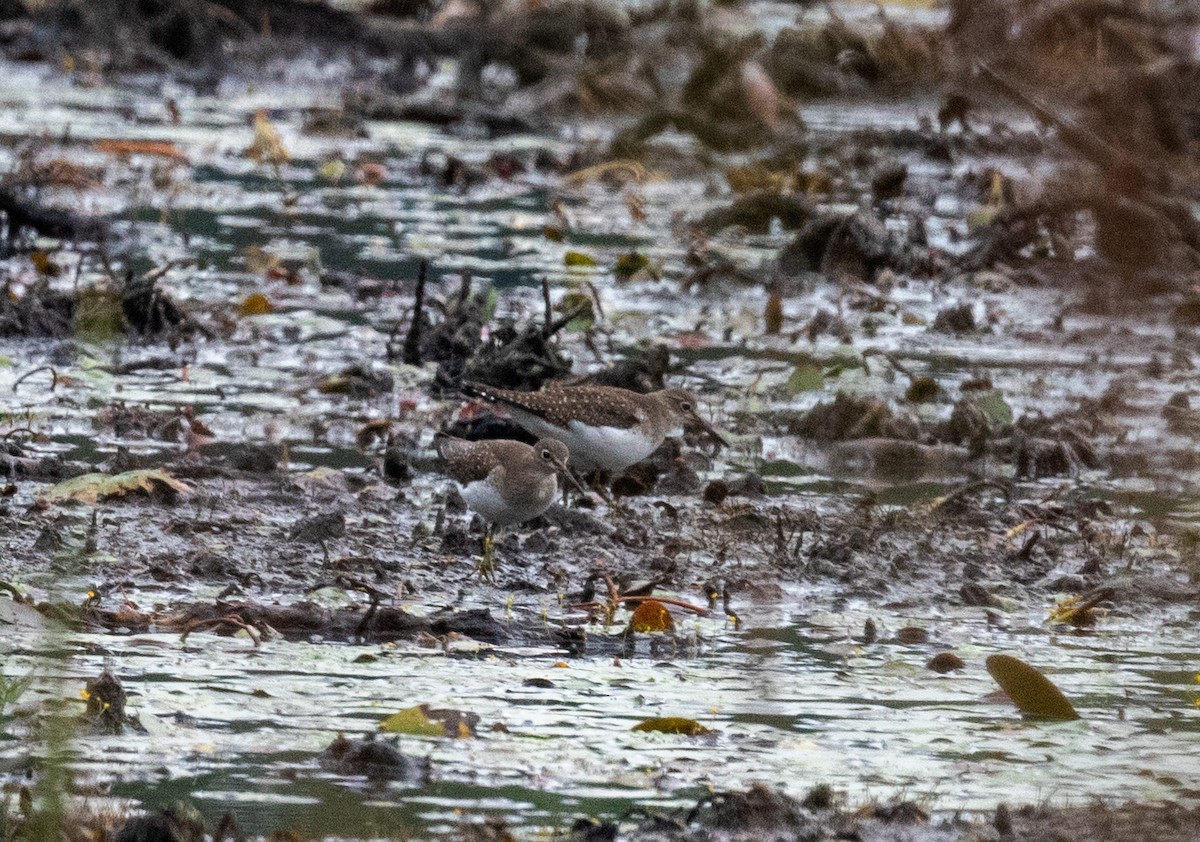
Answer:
[{"xmin": 0, "ymin": 0, "xmax": 1198, "ymax": 840}]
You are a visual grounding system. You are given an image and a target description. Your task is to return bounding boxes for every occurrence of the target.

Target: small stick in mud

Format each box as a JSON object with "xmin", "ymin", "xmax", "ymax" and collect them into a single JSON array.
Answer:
[
  {"xmin": 402, "ymin": 259, "xmax": 428, "ymax": 366},
  {"xmin": 11, "ymin": 365, "xmax": 56, "ymax": 393},
  {"xmin": 179, "ymin": 614, "xmax": 264, "ymax": 648}
]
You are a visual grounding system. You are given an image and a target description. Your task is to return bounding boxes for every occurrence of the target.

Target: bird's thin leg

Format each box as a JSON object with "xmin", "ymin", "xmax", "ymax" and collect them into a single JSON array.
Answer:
[{"xmin": 478, "ymin": 523, "xmax": 496, "ymax": 580}]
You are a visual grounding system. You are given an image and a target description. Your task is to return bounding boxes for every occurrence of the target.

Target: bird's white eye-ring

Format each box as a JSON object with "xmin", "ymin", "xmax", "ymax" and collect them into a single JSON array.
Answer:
[
  {"xmin": 541, "ymin": 449, "xmax": 553, "ymax": 460},
  {"xmin": 679, "ymin": 401, "xmax": 693, "ymax": 412}
]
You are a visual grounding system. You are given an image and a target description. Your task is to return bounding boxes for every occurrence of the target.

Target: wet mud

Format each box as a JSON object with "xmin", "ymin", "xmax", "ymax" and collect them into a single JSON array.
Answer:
[{"xmin": 1, "ymin": 0, "xmax": 1199, "ymax": 839}]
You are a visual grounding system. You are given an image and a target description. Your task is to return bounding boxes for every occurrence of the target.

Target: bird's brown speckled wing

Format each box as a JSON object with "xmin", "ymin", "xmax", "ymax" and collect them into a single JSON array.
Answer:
[
  {"xmin": 437, "ymin": 437, "xmax": 531, "ymax": 484},
  {"xmin": 463, "ymin": 383, "xmax": 645, "ymax": 429}
]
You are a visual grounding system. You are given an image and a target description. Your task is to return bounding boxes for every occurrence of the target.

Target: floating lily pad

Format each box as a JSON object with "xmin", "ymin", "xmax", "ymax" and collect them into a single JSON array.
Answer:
[
  {"xmin": 380, "ymin": 704, "xmax": 478, "ymax": 738},
  {"xmin": 632, "ymin": 717, "xmax": 711, "ymax": 736},
  {"xmin": 985, "ymin": 654, "xmax": 1080, "ymax": 721}
]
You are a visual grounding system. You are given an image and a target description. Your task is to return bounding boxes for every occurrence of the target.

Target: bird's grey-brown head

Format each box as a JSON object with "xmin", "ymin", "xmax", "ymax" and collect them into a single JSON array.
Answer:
[
  {"xmin": 532, "ymin": 437, "xmax": 571, "ymax": 474},
  {"xmin": 658, "ymin": 389, "xmax": 728, "ymax": 447},
  {"xmin": 531, "ymin": 437, "xmax": 590, "ymax": 495}
]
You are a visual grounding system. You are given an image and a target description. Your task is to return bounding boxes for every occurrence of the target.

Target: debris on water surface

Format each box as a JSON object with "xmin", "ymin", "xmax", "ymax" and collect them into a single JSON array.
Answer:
[
  {"xmin": 82, "ymin": 668, "xmax": 145, "ymax": 735},
  {"xmin": 631, "ymin": 717, "xmax": 711, "ymax": 736},
  {"xmin": 379, "ymin": 704, "xmax": 479, "ymax": 738},
  {"xmin": 321, "ymin": 732, "xmax": 432, "ymax": 782}
]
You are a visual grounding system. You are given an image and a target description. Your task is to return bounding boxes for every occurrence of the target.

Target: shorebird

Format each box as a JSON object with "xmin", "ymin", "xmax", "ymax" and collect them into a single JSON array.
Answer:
[
  {"xmin": 459, "ymin": 382, "xmax": 727, "ymax": 475},
  {"xmin": 435, "ymin": 434, "xmax": 586, "ymax": 576}
]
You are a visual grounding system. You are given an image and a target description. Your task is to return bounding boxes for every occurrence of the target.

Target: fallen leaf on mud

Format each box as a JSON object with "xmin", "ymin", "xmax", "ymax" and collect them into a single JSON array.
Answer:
[
  {"xmin": 95, "ymin": 139, "xmax": 188, "ymax": 162},
  {"xmin": 628, "ymin": 600, "xmax": 674, "ymax": 633},
  {"xmin": 632, "ymin": 717, "xmax": 711, "ymax": 736},
  {"xmin": 245, "ymin": 109, "xmax": 289, "ymax": 165},
  {"xmin": 380, "ymin": 704, "xmax": 478, "ymax": 738},
  {"xmin": 239, "ymin": 293, "xmax": 274, "ymax": 316},
  {"xmin": 614, "ymin": 251, "xmax": 650, "ymax": 280},
  {"xmin": 764, "ymin": 290, "xmax": 784, "ymax": 335},
  {"xmin": 39, "ymin": 469, "xmax": 190, "ymax": 504},
  {"xmin": 985, "ymin": 654, "xmax": 1080, "ymax": 720},
  {"xmin": 564, "ymin": 250, "xmax": 599, "ymax": 267}
]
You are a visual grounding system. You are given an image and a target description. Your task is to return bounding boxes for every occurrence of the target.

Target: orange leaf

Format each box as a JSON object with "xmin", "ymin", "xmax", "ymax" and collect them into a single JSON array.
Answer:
[
  {"xmin": 95, "ymin": 139, "xmax": 188, "ymax": 163},
  {"xmin": 629, "ymin": 599, "xmax": 674, "ymax": 633}
]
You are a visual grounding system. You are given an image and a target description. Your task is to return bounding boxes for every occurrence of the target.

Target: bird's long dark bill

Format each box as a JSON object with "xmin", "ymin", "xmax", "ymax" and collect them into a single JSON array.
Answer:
[
  {"xmin": 552, "ymin": 458, "xmax": 590, "ymax": 496},
  {"xmin": 691, "ymin": 414, "xmax": 730, "ymax": 448}
]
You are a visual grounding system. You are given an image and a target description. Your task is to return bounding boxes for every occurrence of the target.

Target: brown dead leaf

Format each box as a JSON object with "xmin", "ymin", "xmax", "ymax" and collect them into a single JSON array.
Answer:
[
  {"xmin": 38, "ymin": 469, "xmax": 190, "ymax": 504},
  {"xmin": 95, "ymin": 139, "xmax": 189, "ymax": 163},
  {"xmin": 245, "ymin": 109, "xmax": 289, "ymax": 165}
]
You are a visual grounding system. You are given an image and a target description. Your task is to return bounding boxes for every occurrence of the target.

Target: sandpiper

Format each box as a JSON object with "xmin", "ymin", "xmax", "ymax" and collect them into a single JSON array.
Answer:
[
  {"xmin": 435, "ymin": 434, "xmax": 585, "ymax": 575},
  {"xmin": 459, "ymin": 383, "xmax": 727, "ymax": 474}
]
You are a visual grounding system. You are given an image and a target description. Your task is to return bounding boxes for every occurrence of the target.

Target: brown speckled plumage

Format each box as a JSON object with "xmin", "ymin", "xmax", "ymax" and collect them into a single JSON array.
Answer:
[
  {"xmin": 460, "ymin": 383, "xmax": 725, "ymax": 472},
  {"xmin": 435, "ymin": 435, "xmax": 572, "ymax": 527}
]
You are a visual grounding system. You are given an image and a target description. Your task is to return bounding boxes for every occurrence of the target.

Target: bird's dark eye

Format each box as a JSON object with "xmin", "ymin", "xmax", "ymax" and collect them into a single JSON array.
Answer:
[
  {"xmin": 680, "ymin": 402, "xmax": 693, "ymax": 412},
  {"xmin": 541, "ymin": 449, "xmax": 553, "ymax": 460}
]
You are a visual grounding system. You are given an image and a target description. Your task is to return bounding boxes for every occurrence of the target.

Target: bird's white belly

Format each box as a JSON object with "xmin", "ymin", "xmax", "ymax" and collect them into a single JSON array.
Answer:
[
  {"xmin": 457, "ymin": 477, "xmax": 555, "ymax": 527},
  {"xmin": 506, "ymin": 411, "xmax": 659, "ymax": 472},
  {"xmin": 563, "ymin": 421, "xmax": 658, "ymax": 472}
]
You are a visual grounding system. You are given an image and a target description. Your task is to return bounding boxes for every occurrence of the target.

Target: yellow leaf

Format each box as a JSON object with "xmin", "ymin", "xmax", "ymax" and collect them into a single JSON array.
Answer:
[
  {"xmin": 379, "ymin": 704, "xmax": 478, "ymax": 738},
  {"xmin": 631, "ymin": 717, "xmax": 711, "ymax": 735},
  {"xmin": 564, "ymin": 251, "xmax": 598, "ymax": 267},
  {"xmin": 379, "ymin": 706, "xmax": 445, "ymax": 737},
  {"xmin": 628, "ymin": 600, "xmax": 674, "ymax": 633},
  {"xmin": 985, "ymin": 654, "xmax": 1079, "ymax": 720},
  {"xmin": 1005, "ymin": 519, "xmax": 1038, "ymax": 540},
  {"xmin": 38, "ymin": 470, "xmax": 190, "ymax": 504},
  {"xmin": 239, "ymin": 293, "xmax": 274, "ymax": 316},
  {"xmin": 318, "ymin": 159, "xmax": 346, "ymax": 182}
]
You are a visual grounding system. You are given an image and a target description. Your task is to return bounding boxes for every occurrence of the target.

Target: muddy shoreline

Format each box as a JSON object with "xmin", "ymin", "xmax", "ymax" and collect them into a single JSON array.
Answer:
[{"xmin": 1, "ymin": 0, "xmax": 1199, "ymax": 839}]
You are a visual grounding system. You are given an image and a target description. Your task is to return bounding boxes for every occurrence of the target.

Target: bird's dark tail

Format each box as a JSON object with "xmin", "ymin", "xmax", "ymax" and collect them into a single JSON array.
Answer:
[{"xmin": 459, "ymin": 381, "xmax": 498, "ymax": 403}]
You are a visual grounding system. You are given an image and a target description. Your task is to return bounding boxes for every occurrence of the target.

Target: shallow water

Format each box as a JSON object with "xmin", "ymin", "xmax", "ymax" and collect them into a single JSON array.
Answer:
[
  {"xmin": 3, "ymin": 597, "xmax": 1199, "ymax": 837},
  {"xmin": 1, "ymin": 23, "xmax": 1199, "ymax": 838}
]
